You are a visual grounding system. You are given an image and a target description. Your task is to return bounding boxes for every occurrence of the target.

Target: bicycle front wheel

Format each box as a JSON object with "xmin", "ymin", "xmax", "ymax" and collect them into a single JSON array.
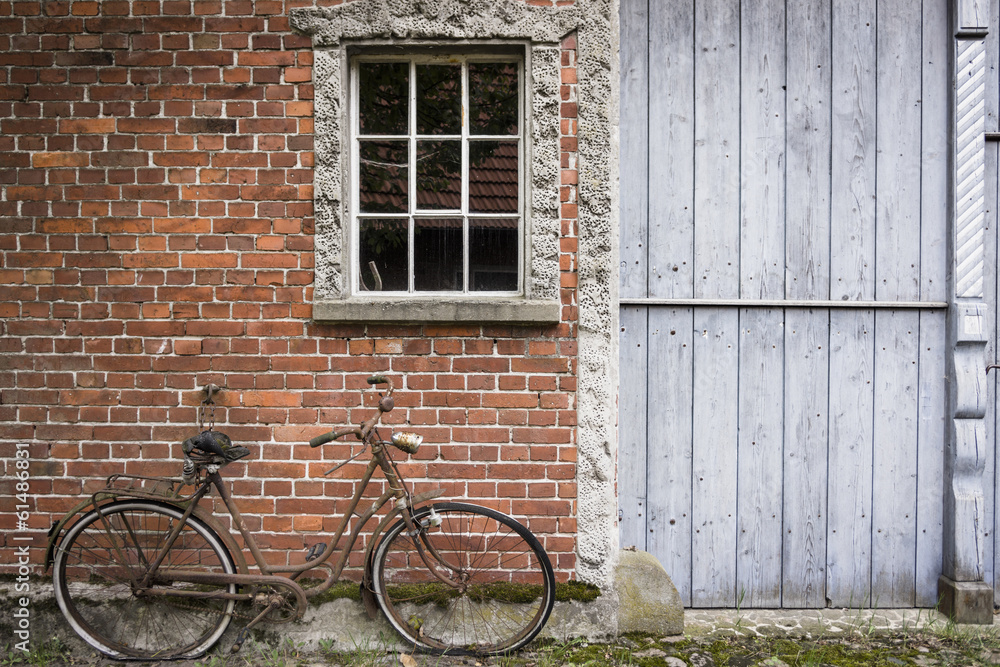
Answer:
[
  {"xmin": 52, "ymin": 500, "xmax": 236, "ymax": 660},
  {"xmin": 372, "ymin": 502, "xmax": 555, "ymax": 655}
]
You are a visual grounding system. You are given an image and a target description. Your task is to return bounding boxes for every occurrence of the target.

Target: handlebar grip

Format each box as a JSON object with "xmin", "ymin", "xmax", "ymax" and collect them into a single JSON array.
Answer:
[
  {"xmin": 367, "ymin": 375, "xmax": 388, "ymax": 385},
  {"xmin": 310, "ymin": 427, "xmax": 361, "ymax": 448},
  {"xmin": 309, "ymin": 431, "xmax": 338, "ymax": 448}
]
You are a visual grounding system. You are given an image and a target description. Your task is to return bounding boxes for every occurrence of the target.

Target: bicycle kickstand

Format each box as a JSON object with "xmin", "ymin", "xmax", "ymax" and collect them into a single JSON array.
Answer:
[{"xmin": 231, "ymin": 598, "xmax": 284, "ymax": 654}]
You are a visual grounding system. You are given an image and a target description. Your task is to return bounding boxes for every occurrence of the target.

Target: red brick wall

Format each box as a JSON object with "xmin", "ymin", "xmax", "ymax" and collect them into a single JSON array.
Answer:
[{"xmin": 0, "ymin": 0, "xmax": 580, "ymax": 579}]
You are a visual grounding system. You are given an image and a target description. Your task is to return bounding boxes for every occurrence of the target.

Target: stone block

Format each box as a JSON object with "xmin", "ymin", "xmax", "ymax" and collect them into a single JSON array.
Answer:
[
  {"xmin": 614, "ymin": 549, "xmax": 684, "ymax": 635},
  {"xmin": 938, "ymin": 575, "xmax": 994, "ymax": 624}
]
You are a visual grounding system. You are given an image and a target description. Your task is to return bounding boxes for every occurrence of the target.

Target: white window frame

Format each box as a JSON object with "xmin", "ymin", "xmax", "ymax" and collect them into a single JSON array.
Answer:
[{"xmin": 349, "ymin": 54, "xmax": 525, "ymax": 297}]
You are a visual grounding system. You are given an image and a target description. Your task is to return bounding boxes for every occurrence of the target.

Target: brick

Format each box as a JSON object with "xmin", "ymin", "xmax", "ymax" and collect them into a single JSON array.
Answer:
[
  {"xmin": 178, "ymin": 117, "xmax": 238, "ymax": 134},
  {"xmin": 59, "ymin": 117, "xmax": 115, "ymax": 134},
  {"xmin": 6, "ymin": 186, "xmax": 62, "ymax": 201},
  {"xmin": 116, "ymin": 118, "xmax": 176, "ymax": 133},
  {"xmin": 174, "ymin": 339, "xmax": 202, "ymax": 356},
  {"xmin": 31, "ymin": 151, "xmax": 88, "ymax": 168}
]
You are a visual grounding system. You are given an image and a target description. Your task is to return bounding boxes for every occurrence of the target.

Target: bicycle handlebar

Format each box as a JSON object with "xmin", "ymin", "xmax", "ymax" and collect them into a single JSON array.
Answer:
[
  {"xmin": 309, "ymin": 427, "xmax": 360, "ymax": 448},
  {"xmin": 310, "ymin": 376, "xmax": 396, "ymax": 448}
]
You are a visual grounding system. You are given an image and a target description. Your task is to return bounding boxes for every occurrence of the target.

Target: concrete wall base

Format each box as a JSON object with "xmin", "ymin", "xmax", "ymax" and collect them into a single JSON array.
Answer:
[
  {"xmin": 8, "ymin": 583, "xmax": 624, "ymax": 656},
  {"xmin": 938, "ymin": 575, "xmax": 994, "ymax": 624},
  {"xmin": 16, "ymin": 552, "xmax": 687, "ymax": 655}
]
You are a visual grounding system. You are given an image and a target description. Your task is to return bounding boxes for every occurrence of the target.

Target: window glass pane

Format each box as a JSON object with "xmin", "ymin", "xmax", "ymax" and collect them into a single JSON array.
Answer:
[
  {"xmin": 359, "ymin": 62, "xmax": 409, "ymax": 135},
  {"xmin": 359, "ymin": 218, "xmax": 409, "ymax": 291},
  {"xmin": 416, "ymin": 140, "xmax": 461, "ymax": 210},
  {"xmin": 469, "ymin": 62, "xmax": 518, "ymax": 136},
  {"xmin": 416, "ymin": 64, "xmax": 461, "ymax": 135},
  {"xmin": 358, "ymin": 140, "xmax": 408, "ymax": 214},
  {"xmin": 469, "ymin": 218, "xmax": 518, "ymax": 291},
  {"xmin": 414, "ymin": 218, "xmax": 463, "ymax": 291},
  {"xmin": 468, "ymin": 141, "xmax": 518, "ymax": 213}
]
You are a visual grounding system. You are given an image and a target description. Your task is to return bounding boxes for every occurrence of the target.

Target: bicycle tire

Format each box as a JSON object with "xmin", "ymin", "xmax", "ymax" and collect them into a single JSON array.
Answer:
[
  {"xmin": 372, "ymin": 502, "xmax": 555, "ymax": 655},
  {"xmin": 52, "ymin": 500, "xmax": 236, "ymax": 660}
]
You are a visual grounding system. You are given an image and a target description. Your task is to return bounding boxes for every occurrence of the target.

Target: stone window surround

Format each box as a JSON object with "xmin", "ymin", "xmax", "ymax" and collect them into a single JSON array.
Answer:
[{"xmin": 297, "ymin": 6, "xmax": 574, "ymax": 324}]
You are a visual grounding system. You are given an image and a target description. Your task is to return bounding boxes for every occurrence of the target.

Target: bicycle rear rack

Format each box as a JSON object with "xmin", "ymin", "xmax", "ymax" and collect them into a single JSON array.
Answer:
[{"xmin": 90, "ymin": 473, "xmax": 202, "ymax": 508}]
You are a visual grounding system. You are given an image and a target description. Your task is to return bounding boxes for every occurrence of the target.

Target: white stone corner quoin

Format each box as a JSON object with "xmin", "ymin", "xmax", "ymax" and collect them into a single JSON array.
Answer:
[{"xmin": 290, "ymin": 0, "xmax": 622, "ymax": 590}]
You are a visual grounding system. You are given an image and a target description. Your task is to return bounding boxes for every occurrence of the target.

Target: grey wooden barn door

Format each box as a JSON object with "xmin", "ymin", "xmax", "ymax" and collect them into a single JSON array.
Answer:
[{"xmin": 619, "ymin": 0, "xmax": 951, "ymax": 608}]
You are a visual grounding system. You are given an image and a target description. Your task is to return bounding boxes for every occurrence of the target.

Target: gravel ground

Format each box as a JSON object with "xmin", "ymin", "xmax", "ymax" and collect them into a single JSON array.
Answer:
[{"xmin": 9, "ymin": 610, "xmax": 1000, "ymax": 667}]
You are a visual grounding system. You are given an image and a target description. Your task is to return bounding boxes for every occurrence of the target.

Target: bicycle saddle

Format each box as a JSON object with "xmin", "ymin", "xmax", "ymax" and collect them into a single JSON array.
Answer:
[{"xmin": 182, "ymin": 430, "xmax": 250, "ymax": 462}]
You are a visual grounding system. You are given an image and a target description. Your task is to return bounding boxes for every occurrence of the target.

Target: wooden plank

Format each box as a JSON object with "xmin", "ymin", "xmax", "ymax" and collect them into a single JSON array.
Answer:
[
  {"xmin": 739, "ymin": 0, "xmax": 786, "ymax": 300},
  {"xmin": 871, "ymin": 310, "xmax": 919, "ymax": 606},
  {"xmin": 782, "ymin": 309, "xmax": 830, "ymax": 607},
  {"xmin": 987, "ymin": 0, "xmax": 1000, "ymax": 133},
  {"xmin": 647, "ymin": 0, "xmax": 694, "ymax": 299},
  {"xmin": 693, "ymin": 0, "xmax": 741, "ymax": 300},
  {"xmin": 914, "ymin": 0, "xmax": 949, "ymax": 610},
  {"xmin": 920, "ymin": 0, "xmax": 949, "ymax": 304},
  {"xmin": 988, "ymin": 141, "xmax": 1000, "ymax": 603},
  {"xmin": 830, "ymin": 0, "xmax": 877, "ymax": 301},
  {"xmin": 646, "ymin": 307, "xmax": 694, "ymax": 604},
  {"xmin": 826, "ymin": 309, "xmax": 875, "ymax": 607},
  {"xmin": 618, "ymin": 306, "xmax": 648, "ymax": 552},
  {"xmin": 619, "ymin": 0, "xmax": 648, "ymax": 299},
  {"xmin": 736, "ymin": 308, "xmax": 785, "ymax": 607},
  {"xmin": 875, "ymin": 0, "xmax": 923, "ymax": 302},
  {"xmin": 785, "ymin": 0, "xmax": 831, "ymax": 301},
  {"xmin": 691, "ymin": 308, "xmax": 740, "ymax": 606},
  {"xmin": 915, "ymin": 310, "xmax": 946, "ymax": 606}
]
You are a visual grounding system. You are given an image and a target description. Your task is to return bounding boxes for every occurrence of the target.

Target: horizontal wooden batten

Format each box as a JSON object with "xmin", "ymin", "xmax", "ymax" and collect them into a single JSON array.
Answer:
[{"xmin": 619, "ymin": 298, "xmax": 948, "ymax": 309}]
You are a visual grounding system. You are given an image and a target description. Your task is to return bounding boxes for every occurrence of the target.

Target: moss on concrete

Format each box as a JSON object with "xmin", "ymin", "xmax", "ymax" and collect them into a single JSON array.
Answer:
[{"xmin": 308, "ymin": 579, "xmax": 600, "ymax": 608}]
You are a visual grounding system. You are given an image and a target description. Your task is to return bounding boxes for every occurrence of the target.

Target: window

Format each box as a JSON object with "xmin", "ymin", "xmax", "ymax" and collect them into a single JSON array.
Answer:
[
  {"xmin": 352, "ymin": 56, "xmax": 523, "ymax": 295},
  {"xmin": 304, "ymin": 35, "xmax": 563, "ymax": 323}
]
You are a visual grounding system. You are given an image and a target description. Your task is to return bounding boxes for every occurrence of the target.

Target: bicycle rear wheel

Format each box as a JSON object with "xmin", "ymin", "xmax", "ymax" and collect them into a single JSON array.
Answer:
[
  {"xmin": 372, "ymin": 502, "xmax": 555, "ymax": 655},
  {"xmin": 52, "ymin": 500, "xmax": 236, "ymax": 659}
]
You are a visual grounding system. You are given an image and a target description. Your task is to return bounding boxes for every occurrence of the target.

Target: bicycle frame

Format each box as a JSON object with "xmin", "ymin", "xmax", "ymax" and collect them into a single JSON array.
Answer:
[{"xmin": 107, "ymin": 440, "xmax": 442, "ymax": 605}]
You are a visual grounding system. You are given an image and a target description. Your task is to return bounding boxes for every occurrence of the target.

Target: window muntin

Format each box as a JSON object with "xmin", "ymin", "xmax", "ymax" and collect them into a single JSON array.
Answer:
[{"xmin": 352, "ymin": 55, "xmax": 523, "ymax": 295}]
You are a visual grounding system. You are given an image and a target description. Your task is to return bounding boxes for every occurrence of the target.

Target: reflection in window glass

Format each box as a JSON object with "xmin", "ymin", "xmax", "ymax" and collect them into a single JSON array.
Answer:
[
  {"xmin": 470, "ymin": 218, "xmax": 518, "ymax": 291},
  {"xmin": 416, "ymin": 65, "xmax": 461, "ymax": 135},
  {"xmin": 469, "ymin": 62, "xmax": 518, "ymax": 136},
  {"xmin": 469, "ymin": 141, "xmax": 518, "ymax": 213},
  {"xmin": 414, "ymin": 218, "xmax": 463, "ymax": 291},
  {"xmin": 359, "ymin": 63, "xmax": 409, "ymax": 136},
  {"xmin": 359, "ymin": 219, "xmax": 409, "ymax": 291},
  {"xmin": 416, "ymin": 140, "xmax": 461, "ymax": 210},
  {"xmin": 358, "ymin": 141, "xmax": 408, "ymax": 214}
]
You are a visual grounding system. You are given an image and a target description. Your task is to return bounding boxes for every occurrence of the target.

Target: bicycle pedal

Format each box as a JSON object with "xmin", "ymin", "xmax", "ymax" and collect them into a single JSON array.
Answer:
[
  {"xmin": 306, "ymin": 543, "xmax": 326, "ymax": 560},
  {"xmin": 231, "ymin": 628, "xmax": 250, "ymax": 654}
]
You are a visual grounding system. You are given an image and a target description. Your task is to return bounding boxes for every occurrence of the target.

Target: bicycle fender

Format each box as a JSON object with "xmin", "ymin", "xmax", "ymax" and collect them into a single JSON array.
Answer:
[
  {"xmin": 45, "ymin": 497, "xmax": 98, "ymax": 571},
  {"xmin": 45, "ymin": 498, "xmax": 249, "ymax": 576},
  {"xmin": 364, "ymin": 488, "xmax": 446, "ymax": 558}
]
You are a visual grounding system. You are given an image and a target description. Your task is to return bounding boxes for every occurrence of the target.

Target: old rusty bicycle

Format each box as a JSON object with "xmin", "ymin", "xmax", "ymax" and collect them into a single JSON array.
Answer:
[{"xmin": 46, "ymin": 376, "xmax": 555, "ymax": 660}]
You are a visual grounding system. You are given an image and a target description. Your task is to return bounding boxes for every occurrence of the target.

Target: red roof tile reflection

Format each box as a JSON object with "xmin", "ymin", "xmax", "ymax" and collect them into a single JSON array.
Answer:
[{"xmin": 361, "ymin": 142, "xmax": 518, "ymax": 213}]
